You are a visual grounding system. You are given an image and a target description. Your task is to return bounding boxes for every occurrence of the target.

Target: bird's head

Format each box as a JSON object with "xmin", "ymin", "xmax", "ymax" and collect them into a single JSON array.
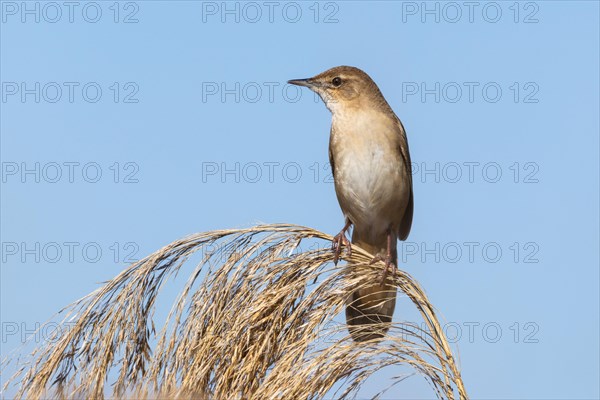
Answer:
[{"xmin": 288, "ymin": 66, "xmax": 390, "ymax": 115}]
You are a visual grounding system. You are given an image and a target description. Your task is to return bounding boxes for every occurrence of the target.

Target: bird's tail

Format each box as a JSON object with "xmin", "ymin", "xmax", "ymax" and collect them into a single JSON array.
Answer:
[{"xmin": 345, "ymin": 231, "xmax": 397, "ymax": 342}]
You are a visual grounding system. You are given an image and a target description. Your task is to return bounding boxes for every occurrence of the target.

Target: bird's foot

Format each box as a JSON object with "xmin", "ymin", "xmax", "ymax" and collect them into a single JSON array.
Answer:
[
  {"xmin": 332, "ymin": 226, "xmax": 352, "ymax": 265},
  {"xmin": 370, "ymin": 255, "xmax": 397, "ymax": 285}
]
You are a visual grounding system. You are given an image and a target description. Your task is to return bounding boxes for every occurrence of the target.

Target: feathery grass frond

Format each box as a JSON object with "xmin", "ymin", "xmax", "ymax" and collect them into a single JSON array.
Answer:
[{"xmin": 2, "ymin": 224, "xmax": 467, "ymax": 399}]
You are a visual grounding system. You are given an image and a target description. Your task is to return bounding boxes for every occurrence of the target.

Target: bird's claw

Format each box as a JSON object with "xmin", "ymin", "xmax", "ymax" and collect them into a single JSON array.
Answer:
[
  {"xmin": 332, "ymin": 232, "xmax": 352, "ymax": 265},
  {"xmin": 370, "ymin": 255, "xmax": 397, "ymax": 285}
]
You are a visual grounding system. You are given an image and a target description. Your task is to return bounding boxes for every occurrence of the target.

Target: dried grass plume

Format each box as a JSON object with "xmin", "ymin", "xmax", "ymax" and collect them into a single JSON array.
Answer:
[{"xmin": 2, "ymin": 224, "xmax": 467, "ymax": 399}]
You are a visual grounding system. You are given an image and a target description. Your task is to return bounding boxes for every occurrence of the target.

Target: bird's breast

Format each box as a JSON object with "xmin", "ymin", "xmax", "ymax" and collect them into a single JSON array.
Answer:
[{"xmin": 330, "ymin": 112, "xmax": 410, "ymax": 242}]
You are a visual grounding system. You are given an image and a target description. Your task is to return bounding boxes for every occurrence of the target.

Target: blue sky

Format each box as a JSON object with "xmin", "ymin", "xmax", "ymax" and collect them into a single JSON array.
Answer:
[{"xmin": 1, "ymin": 1, "xmax": 599, "ymax": 398}]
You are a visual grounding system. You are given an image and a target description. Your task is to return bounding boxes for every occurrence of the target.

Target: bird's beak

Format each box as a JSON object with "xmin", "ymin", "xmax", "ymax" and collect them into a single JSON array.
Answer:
[{"xmin": 287, "ymin": 78, "xmax": 318, "ymax": 88}]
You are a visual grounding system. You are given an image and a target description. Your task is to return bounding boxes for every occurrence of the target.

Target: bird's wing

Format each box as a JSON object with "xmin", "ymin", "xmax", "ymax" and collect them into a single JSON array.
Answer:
[
  {"xmin": 396, "ymin": 117, "xmax": 413, "ymax": 241},
  {"xmin": 328, "ymin": 128, "xmax": 336, "ymax": 177}
]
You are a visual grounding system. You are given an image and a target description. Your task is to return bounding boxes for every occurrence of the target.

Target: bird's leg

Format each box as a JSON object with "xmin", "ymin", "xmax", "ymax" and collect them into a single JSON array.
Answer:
[
  {"xmin": 369, "ymin": 228, "xmax": 397, "ymax": 285},
  {"xmin": 381, "ymin": 229, "xmax": 398, "ymax": 285},
  {"xmin": 332, "ymin": 218, "xmax": 352, "ymax": 265}
]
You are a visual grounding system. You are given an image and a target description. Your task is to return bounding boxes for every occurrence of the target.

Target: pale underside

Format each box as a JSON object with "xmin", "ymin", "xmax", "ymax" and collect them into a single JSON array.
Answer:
[{"xmin": 330, "ymin": 109, "xmax": 411, "ymax": 248}]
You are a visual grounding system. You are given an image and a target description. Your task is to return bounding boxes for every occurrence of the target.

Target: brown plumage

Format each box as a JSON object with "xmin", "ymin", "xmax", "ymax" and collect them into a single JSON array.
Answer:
[{"xmin": 289, "ymin": 66, "xmax": 413, "ymax": 341}]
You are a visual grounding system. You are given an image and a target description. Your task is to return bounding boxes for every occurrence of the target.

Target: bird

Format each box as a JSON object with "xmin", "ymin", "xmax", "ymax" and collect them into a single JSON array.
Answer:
[{"xmin": 288, "ymin": 66, "xmax": 413, "ymax": 342}]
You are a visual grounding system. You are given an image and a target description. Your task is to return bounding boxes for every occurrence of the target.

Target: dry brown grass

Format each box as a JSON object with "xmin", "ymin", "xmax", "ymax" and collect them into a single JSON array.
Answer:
[{"xmin": 2, "ymin": 224, "xmax": 467, "ymax": 399}]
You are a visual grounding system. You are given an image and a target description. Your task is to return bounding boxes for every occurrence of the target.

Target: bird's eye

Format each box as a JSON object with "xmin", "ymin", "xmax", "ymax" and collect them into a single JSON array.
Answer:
[{"xmin": 332, "ymin": 77, "xmax": 342, "ymax": 87}]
